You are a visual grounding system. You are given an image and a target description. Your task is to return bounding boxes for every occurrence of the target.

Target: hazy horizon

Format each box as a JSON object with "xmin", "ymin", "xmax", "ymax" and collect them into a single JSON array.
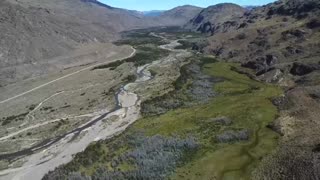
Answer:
[{"xmin": 100, "ymin": 0, "xmax": 276, "ymax": 11}]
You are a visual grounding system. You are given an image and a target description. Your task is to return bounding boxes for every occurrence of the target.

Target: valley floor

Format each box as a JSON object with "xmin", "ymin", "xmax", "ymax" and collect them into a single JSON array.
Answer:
[
  {"xmin": 1, "ymin": 27, "xmax": 299, "ymax": 180},
  {"xmin": 41, "ymin": 29, "xmax": 283, "ymax": 180}
]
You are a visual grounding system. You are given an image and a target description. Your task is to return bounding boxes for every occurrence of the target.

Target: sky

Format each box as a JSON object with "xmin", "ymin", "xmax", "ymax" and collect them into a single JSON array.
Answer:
[{"xmin": 100, "ymin": 0, "xmax": 276, "ymax": 11}]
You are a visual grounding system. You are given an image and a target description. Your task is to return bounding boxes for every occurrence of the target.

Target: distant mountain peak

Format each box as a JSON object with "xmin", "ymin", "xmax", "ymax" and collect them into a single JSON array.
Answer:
[
  {"xmin": 175, "ymin": 5, "xmax": 202, "ymax": 8},
  {"xmin": 205, "ymin": 3, "xmax": 244, "ymax": 10},
  {"xmin": 143, "ymin": 10, "xmax": 165, "ymax": 17},
  {"xmin": 157, "ymin": 5, "xmax": 203, "ymax": 25}
]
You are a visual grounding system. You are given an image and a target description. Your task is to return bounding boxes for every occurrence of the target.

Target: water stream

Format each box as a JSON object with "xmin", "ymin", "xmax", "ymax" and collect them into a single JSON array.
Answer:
[{"xmin": 0, "ymin": 35, "xmax": 186, "ymax": 180}]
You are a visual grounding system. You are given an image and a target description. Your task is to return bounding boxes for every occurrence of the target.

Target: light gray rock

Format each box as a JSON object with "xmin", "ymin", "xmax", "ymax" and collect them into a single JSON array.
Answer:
[{"xmin": 216, "ymin": 129, "xmax": 250, "ymax": 143}]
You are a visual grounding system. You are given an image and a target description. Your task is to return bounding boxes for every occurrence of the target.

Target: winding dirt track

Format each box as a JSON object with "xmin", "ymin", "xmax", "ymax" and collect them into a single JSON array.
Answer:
[{"xmin": 0, "ymin": 47, "xmax": 136, "ymax": 105}]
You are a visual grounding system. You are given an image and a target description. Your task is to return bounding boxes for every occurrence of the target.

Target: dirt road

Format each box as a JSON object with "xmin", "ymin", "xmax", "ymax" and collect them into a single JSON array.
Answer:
[{"xmin": 0, "ymin": 36, "xmax": 188, "ymax": 180}]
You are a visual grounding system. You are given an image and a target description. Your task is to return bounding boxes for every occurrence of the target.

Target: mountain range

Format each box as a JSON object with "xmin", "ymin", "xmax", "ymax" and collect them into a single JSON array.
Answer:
[
  {"xmin": 143, "ymin": 10, "xmax": 165, "ymax": 17},
  {"xmin": 0, "ymin": 0, "xmax": 201, "ymax": 86}
]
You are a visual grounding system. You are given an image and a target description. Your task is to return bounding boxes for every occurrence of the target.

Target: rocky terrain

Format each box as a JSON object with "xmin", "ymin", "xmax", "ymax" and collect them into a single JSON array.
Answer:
[
  {"xmin": 192, "ymin": 0, "xmax": 320, "ymax": 80},
  {"xmin": 184, "ymin": 3, "xmax": 246, "ymax": 35},
  {"xmin": 185, "ymin": 0, "xmax": 320, "ymax": 179}
]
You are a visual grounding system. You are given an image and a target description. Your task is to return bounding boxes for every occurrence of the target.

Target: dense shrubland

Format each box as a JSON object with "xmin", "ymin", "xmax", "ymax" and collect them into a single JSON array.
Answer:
[
  {"xmin": 43, "ymin": 134, "xmax": 198, "ymax": 180},
  {"xmin": 141, "ymin": 56, "xmax": 218, "ymax": 116}
]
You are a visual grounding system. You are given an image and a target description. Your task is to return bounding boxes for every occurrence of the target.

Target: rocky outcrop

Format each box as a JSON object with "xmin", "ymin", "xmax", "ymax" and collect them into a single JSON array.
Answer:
[
  {"xmin": 266, "ymin": 0, "xmax": 320, "ymax": 18},
  {"xmin": 290, "ymin": 62, "xmax": 320, "ymax": 76},
  {"xmin": 281, "ymin": 29, "xmax": 308, "ymax": 40},
  {"xmin": 306, "ymin": 18, "xmax": 320, "ymax": 29},
  {"xmin": 310, "ymin": 91, "xmax": 320, "ymax": 100},
  {"xmin": 191, "ymin": 0, "xmax": 320, "ymax": 80},
  {"xmin": 216, "ymin": 129, "xmax": 250, "ymax": 143},
  {"xmin": 241, "ymin": 54, "xmax": 278, "ymax": 75},
  {"xmin": 184, "ymin": 3, "xmax": 245, "ymax": 35}
]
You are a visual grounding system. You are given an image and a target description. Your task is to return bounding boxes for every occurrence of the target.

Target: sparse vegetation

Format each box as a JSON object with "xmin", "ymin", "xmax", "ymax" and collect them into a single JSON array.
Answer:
[
  {"xmin": 122, "ymin": 75, "xmax": 137, "ymax": 83},
  {"xmin": 1, "ymin": 112, "xmax": 28, "ymax": 126},
  {"xmin": 28, "ymin": 104, "xmax": 37, "ymax": 111},
  {"xmin": 40, "ymin": 106, "xmax": 54, "ymax": 111},
  {"xmin": 235, "ymin": 32, "xmax": 247, "ymax": 40},
  {"xmin": 92, "ymin": 60, "xmax": 126, "ymax": 71}
]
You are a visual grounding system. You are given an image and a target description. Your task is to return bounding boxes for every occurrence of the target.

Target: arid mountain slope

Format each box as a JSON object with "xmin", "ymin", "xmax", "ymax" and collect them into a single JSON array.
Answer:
[
  {"xmin": 184, "ymin": 3, "xmax": 245, "ymax": 35},
  {"xmin": 0, "ymin": 0, "xmax": 157, "ymax": 86},
  {"xmin": 0, "ymin": 0, "xmax": 200, "ymax": 86},
  {"xmin": 156, "ymin": 5, "xmax": 203, "ymax": 26}
]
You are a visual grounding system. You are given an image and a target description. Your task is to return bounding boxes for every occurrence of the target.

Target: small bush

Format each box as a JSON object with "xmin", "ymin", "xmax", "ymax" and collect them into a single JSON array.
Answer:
[
  {"xmin": 235, "ymin": 33, "xmax": 247, "ymax": 40},
  {"xmin": 1, "ymin": 112, "xmax": 28, "ymax": 126}
]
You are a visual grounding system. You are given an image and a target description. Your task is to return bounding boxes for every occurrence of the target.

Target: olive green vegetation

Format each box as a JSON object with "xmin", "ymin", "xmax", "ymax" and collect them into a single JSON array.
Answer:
[
  {"xmin": 117, "ymin": 45, "xmax": 169, "ymax": 67},
  {"xmin": 114, "ymin": 30, "xmax": 167, "ymax": 46},
  {"xmin": 92, "ymin": 31, "xmax": 170, "ymax": 71},
  {"xmin": 164, "ymin": 27, "xmax": 205, "ymax": 39},
  {"xmin": 133, "ymin": 62, "xmax": 283, "ymax": 179},
  {"xmin": 51, "ymin": 25, "xmax": 283, "ymax": 178},
  {"xmin": 63, "ymin": 135, "xmax": 132, "ymax": 175},
  {"xmin": 130, "ymin": 26, "xmax": 205, "ymax": 40},
  {"xmin": 57, "ymin": 56, "xmax": 282, "ymax": 180},
  {"xmin": 59, "ymin": 59, "xmax": 282, "ymax": 179},
  {"xmin": 1, "ymin": 112, "xmax": 29, "ymax": 125},
  {"xmin": 128, "ymin": 46, "xmax": 169, "ymax": 67},
  {"xmin": 93, "ymin": 45, "xmax": 169, "ymax": 70}
]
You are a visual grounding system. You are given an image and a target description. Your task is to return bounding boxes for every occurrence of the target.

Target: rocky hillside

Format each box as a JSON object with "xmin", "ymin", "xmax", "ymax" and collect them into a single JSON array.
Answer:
[
  {"xmin": 156, "ymin": 5, "xmax": 203, "ymax": 26},
  {"xmin": 185, "ymin": 0, "xmax": 320, "ymax": 179},
  {"xmin": 184, "ymin": 3, "xmax": 246, "ymax": 35},
  {"xmin": 198, "ymin": 0, "xmax": 320, "ymax": 81}
]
